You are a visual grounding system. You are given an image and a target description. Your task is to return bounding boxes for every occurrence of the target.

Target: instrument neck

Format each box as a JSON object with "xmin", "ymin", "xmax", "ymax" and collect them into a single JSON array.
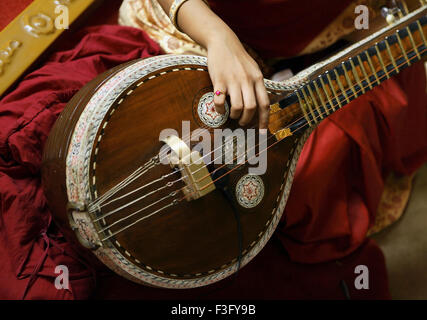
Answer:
[{"xmin": 282, "ymin": 5, "xmax": 426, "ymax": 133}]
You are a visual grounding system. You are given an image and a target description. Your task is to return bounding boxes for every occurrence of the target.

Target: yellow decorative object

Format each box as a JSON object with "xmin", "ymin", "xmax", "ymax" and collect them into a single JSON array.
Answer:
[
  {"xmin": 269, "ymin": 102, "xmax": 281, "ymax": 114},
  {"xmin": 0, "ymin": 0, "xmax": 98, "ymax": 97},
  {"xmin": 21, "ymin": 13, "xmax": 55, "ymax": 37},
  {"xmin": 274, "ymin": 127, "xmax": 293, "ymax": 141},
  {"xmin": 0, "ymin": 40, "xmax": 21, "ymax": 75}
]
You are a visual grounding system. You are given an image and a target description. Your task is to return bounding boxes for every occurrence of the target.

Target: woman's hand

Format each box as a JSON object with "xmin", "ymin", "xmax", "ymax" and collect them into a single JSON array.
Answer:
[
  {"xmin": 206, "ymin": 32, "xmax": 270, "ymax": 129},
  {"xmin": 157, "ymin": 0, "xmax": 271, "ymax": 129}
]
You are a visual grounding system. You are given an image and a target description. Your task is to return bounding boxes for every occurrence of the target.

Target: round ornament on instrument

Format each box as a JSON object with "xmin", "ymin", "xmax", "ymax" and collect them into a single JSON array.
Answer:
[
  {"xmin": 197, "ymin": 91, "xmax": 229, "ymax": 128},
  {"xmin": 235, "ymin": 174, "xmax": 265, "ymax": 209}
]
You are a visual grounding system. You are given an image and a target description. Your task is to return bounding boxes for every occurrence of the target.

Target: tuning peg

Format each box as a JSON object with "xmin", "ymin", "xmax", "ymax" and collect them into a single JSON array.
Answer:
[{"xmin": 381, "ymin": 7, "xmax": 398, "ymax": 24}]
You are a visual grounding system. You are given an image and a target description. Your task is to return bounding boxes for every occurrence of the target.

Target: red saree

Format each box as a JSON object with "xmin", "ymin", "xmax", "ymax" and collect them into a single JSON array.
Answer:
[
  {"xmin": 0, "ymin": 23, "xmax": 390, "ymax": 299},
  {"xmin": 207, "ymin": 0, "xmax": 354, "ymax": 58},
  {"xmin": 0, "ymin": 0, "xmax": 424, "ymax": 299},
  {"xmin": 208, "ymin": 0, "xmax": 427, "ymax": 263}
]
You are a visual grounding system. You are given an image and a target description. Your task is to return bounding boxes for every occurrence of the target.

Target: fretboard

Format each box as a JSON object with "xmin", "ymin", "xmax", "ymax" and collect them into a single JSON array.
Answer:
[{"xmin": 279, "ymin": 5, "xmax": 427, "ymax": 134}]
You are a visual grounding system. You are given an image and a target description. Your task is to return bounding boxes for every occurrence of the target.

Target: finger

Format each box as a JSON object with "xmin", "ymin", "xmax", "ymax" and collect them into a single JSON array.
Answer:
[
  {"xmin": 239, "ymin": 82, "xmax": 257, "ymax": 127},
  {"xmin": 213, "ymin": 86, "xmax": 227, "ymax": 114},
  {"xmin": 255, "ymin": 80, "xmax": 270, "ymax": 129},
  {"xmin": 228, "ymin": 84, "xmax": 244, "ymax": 120}
]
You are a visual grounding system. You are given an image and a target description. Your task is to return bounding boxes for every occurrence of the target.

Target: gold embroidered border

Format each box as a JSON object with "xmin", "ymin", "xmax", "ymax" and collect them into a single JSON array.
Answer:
[{"xmin": 0, "ymin": 0, "xmax": 100, "ymax": 97}]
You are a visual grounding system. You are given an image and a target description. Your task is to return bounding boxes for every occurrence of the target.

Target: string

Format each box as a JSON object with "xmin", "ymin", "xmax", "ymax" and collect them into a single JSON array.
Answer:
[
  {"xmin": 152, "ymin": 44, "xmax": 427, "ymax": 193},
  {"xmin": 96, "ymin": 44, "xmax": 427, "ymax": 240},
  {"xmin": 175, "ymin": 40, "xmax": 427, "ymax": 186},
  {"xmin": 91, "ymin": 44, "xmax": 426, "ymax": 223},
  {"xmin": 89, "ymin": 157, "xmax": 157, "ymax": 209},
  {"xmin": 98, "ymin": 95, "xmax": 333, "ymax": 241},
  {"xmin": 89, "ymin": 39, "xmax": 425, "ymax": 210},
  {"xmin": 95, "ymin": 44, "xmax": 427, "ymax": 229}
]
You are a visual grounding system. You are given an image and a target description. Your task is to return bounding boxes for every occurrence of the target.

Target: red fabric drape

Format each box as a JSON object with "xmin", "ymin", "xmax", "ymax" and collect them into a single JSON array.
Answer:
[
  {"xmin": 206, "ymin": 0, "xmax": 427, "ymax": 263},
  {"xmin": 279, "ymin": 62, "xmax": 427, "ymax": 263},
  {"xmin": 0, "ymin": 0, "xmax": 33, "ymax": 31},
  {"xmin": 0, "ymin": 24, "xmax": 392, "ymax": 300},
  {"xmin": 1, "ymin": 0, "xmax": 425, "ymax": 299},
  {"xmin": 0, "ymin": 25, "xmax": 162, "ymax": 299}
]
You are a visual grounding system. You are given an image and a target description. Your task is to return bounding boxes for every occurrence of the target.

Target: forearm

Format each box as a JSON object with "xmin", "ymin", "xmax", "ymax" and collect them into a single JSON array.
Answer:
[
  {"xmin": 157, "ymin": 0, "xmax": 270, "ymax": 129},
  {"xmin": 157, "ymin": 0, "xmax": 240, "ymax": 50}
]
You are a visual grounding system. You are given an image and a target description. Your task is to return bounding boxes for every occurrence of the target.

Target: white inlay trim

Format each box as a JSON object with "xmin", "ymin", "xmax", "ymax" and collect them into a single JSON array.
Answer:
[
  {"xmin": 64, "ymin": 53, "xmax": 315, "ymax": 288},
  {"xmin": 235, "ymin": 174, "xmax": 265, "ymax": 208}
]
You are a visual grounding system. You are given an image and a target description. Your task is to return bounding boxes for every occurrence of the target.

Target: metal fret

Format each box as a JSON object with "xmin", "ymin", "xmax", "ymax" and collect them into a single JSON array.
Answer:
[
  {"xmin": 301, "ymin": 87, "xmax": 318, "ymax": 123},
  {"xmin": 333, "ymin": 69, "xmax": 350, "ymax": 104},
  {"xmin": 406, "ymin": 26, "xmax": 421, "ymax": 59},
  {"xmin": 396, "ymin": 30, "xmax": 411, "ymax": 66},
  {"xmin": 326, "ymin": 72, "xmax": 341, "ymax": 110},
  {"xmin": 296, "ymin": 90, "xmax": 313, "ymax": 126},
  {"xmin": 313, "ymin": 80, "xmax": 330, "ymax": 116},
  {"xmin": 306, "ymin": 85, "xmax": 324, "ymax": 119},
  {"xmin": 384, "ymin": 38, "xmax": 399, "ymax": 74},
  {"xmin": 349, "ymin": 58, "xmax": 365, "ymax": 94},
  {"xmin": 357, "ymin": 55, "xmax": 373, "ymax": 90},
  {"xmin": 319, "ymin": 76, "xmax": 334, "ymax": 113},
  {"xmin": 416, "ymin": 21, "xmax": 427, "ymax": 47},
  {"xmin": 365, "ymin": 52, "xmax": 381, "ymax": 85},
  {"xmin": 400, "ymin": 0, "xmax": 409, "ymax": 15},
  {"xmin": 342, "ymin": 62, "xmax": 358, "ymax": 98},
  {"xmin": 374, "ymin": 44, "xmax": 390, "ymax": 79}
]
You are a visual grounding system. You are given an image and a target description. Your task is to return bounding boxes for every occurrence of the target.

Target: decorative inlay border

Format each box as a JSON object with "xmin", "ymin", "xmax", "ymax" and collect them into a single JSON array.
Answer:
[
  {"xmin": 197, "ymin": 92, "xmax": 229, "ymax": 128},
  {"xmin": 65, "ymin": 54, "xmax": 314, "ymax": 288},
  {"xmin": 235, "ymin": 174, "xmax": 265, "ymax": 209}
]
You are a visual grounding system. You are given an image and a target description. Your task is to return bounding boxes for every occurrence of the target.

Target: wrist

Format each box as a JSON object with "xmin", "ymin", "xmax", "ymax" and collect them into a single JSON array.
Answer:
[{"xmin": 204, "ymin": 23, "xmax": 241, "ymax": 51}]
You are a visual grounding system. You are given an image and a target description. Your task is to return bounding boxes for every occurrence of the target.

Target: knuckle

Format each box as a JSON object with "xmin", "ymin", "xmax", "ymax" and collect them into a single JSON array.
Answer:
[
  {"xmin": 246, "ymin": 103, "xmax": 257, "ymax": 110},
  {"xmin": 232, "ymin": 104, "xmax": 243, "ymax": 111},
  {"xmin": 253, "ymin": 72, "xmax": 264, "ymax": 82},
  {"xmin": 214, "ymin": 96, "xmax": 225, "ymax": 104},
  {"xmin": 239, "ymin": 121, "xmax": 248, "ymax": 126},
  {"xmin": 239, "ymin": 71, "xmax": 250, "ymax": 83},
  {"xmin": 212, "ymin": 75, "xmax": 222, "ymax": 84},
  {"xmin": 260, "ymin": 102, "xmax": 270, "ymax": 110},
  {"xmin": 241, "ymin": 77, "xmax": 250, "ymax": 85}
]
